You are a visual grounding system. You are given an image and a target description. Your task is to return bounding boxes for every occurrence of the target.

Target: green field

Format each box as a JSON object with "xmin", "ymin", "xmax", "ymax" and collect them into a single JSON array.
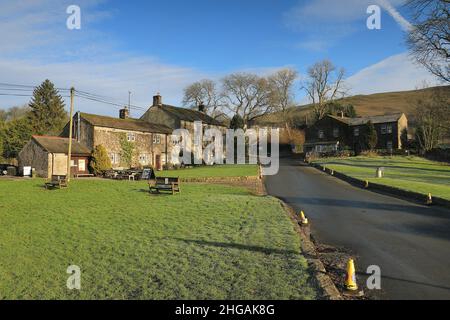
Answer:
[
  {"xmin": 0, "ymin": 178, "xmax": 316, "ymax": 299},
  {"xmin": 313, "ymin": 156, "xmax": 450, "ymax": 200},
  {"xmin": 158, "ymin": 164, "xmax": 258, "ymax": 178}
]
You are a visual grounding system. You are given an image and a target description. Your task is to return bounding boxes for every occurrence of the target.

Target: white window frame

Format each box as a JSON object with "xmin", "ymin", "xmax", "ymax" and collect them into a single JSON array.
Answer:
[
  {"xmin": 153, "ymin": 134, "xmax": 161, "ymax": 144},
  {"xmin": 387, "ymin": 124, "xmax": 393, "ymax": 134},
  {"xmin": 109, "ymin": 153, "xmax": 120, "ymax": 165},
  {"xmin": 333, "ymin": 128, "xmax": 339, "ymax": 138},
  {"xmin": 139, "ymin": 153, "xmax": 149, "ymax": 164},
  {"xmin": 318, "ymin": 130, "xmax": 324, "ymax": 139},
  {"xmin": 127, "ymin": 132, "xmax": 136, "ymax": 142}
]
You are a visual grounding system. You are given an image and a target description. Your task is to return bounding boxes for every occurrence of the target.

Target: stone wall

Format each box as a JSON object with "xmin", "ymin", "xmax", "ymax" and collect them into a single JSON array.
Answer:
[{"xmin": 93, "ymin": 126, "xmax": 170, "ymax": 169}]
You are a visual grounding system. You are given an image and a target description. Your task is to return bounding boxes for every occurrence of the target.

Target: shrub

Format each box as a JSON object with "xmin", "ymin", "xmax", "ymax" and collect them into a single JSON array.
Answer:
[
  {"xmin": 364, "ymin": 121, "xmax": 378, "ymax": 151},
  {"xmin": 90, "ymin": 145, "xmax": 112, "ymax": 175}
]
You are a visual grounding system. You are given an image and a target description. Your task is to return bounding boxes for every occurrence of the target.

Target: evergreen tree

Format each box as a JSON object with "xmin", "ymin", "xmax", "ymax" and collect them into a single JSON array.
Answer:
[
  {"xmin": 364, "ymin": 121, "xmax": 378, "ymax": 151},
  {"xmin": 230, "ymin": 114, "xmax": 244, "ymax": 130},
  {"xmin": 2, "ymin": 118, "xmax": 32, "ymax": 158},
  {"xmin": 89, "ymin": 145, "xmax": 112, "ymax": 175},
  {"xmin": 28, "ymin": 79, "xmax": 68, "ymax": 135}
]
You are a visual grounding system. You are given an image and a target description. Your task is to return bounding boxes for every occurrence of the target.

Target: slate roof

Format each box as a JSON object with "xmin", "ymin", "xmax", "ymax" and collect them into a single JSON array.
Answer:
[
  {"xmin": 328, "ymin": 113, "xmax": 404, "ymax": 126},
  {"xmin": 32, "ymin": 136, "xmax": 91, "ymax": 155},
  {"xmin": 151, "ymin": 104, "xmax": 225, "ymax": 127},
  {"xmin": 80, "ymin": 112, "xmax": 172, "ymax": 134}
]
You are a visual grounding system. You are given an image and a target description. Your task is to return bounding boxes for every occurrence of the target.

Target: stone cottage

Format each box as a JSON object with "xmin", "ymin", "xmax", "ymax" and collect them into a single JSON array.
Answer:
[
  {"xmin": 304, "ymin": 113, "xmax": 408, "ymax": 154},
  {"xmin": 18, "ymin": 136, "xmax": 91, "ymax": 178},
  {"xmin": 61, "ymin": 110, "xmax": 174, "ymax": 170},
  {"xmin": 140, "ymin": 94, "xmax": 227, "ymax": 135}
]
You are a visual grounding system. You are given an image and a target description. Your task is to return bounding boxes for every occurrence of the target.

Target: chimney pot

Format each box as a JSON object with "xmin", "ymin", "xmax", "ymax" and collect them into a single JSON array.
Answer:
[
  {"xmin": 119, "ymin": 107, "xmax": 129, "ymax": 119},
  {"xmin": 153, "ymin": 94, "xmax": 162, "ymax": 106}
]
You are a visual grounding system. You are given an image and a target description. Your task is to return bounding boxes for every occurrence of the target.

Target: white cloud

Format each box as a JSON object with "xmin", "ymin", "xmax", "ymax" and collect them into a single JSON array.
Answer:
[
  {"xmin": 0, "ymin": 56, "xmax": 206, "ymax": 117},
  {"xmin": 345, "ymin": 52, "xmax": 439, "ymax": 95}
]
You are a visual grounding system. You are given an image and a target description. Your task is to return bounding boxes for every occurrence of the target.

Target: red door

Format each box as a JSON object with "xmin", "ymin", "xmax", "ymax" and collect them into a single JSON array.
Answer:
[{"xmin": 155, "ymin": 155, "xmax": 161, "ymax": 170}]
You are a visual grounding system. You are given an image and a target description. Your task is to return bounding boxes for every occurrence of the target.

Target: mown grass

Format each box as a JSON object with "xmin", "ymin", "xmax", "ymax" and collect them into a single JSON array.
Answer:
[
  {"xmin": 312, "ymin": 156, "xmax": 450, "ymax": 200},
  {"xmin": 158, "ymin": 164, "xmax": 258, "ymax": 178},
  {"xmin": 0, "ymin": 178, "xmax": 316, "ymax": 300}
]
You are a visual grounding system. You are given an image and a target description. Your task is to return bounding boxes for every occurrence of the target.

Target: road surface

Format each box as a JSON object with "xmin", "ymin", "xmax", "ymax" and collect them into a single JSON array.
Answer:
[{"xmin": 265, "ymin": 156, "xmax": 450, "ymax": 300}]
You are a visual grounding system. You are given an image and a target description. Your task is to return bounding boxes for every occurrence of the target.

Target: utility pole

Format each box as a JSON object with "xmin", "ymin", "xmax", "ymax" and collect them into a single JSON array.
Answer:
[
  {"xmin": 128, "ymin": 91, "xmax": 132, "ymax": 117},
  {"xmin": 67, "ymin": 87, "xmax": 75, "ymax": 182}
]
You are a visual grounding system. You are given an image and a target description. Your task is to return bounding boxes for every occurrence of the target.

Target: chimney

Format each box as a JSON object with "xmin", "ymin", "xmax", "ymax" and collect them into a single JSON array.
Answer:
[
  {"xmin": 119, "ymin": 107, "xmax": 129, "ymax": 119},
  {"xmin": 198, "ymin": 103, "xmax": 206, "ymax": 113},
  {"xmin": 338, "ymin": 111, "xmax": 344, "ymax": 118},
  {"xmin": 153, "ymin": 94, "xmax": 162, "ymax": 106}
]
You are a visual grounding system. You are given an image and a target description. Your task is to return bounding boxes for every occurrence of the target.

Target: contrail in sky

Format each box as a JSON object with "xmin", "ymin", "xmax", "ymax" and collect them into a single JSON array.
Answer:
[{"xmin": 377, "ymin": 0, "xmax": 413, "ymax": 31}]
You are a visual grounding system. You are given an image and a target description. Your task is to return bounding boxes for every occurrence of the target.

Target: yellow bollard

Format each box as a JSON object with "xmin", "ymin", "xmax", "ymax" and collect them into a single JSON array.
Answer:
[
  {"xmin": 365, "ymin": 180, "xmax": 369, "ymax": 188},
  {"xmin": 427, "ymin": 193, "xmax": 433, "ymax": 205},
  {"xmin": 299, "ymin": 211, "xmax": 309, "ymax": 225},
  {"xmin": 345, "ymin": 259, "xmax": 358, "ymax": 291}
]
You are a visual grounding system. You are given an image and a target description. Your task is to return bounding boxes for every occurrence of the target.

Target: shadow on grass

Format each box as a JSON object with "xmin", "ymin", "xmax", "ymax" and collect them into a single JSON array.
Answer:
[{"xmin": 173, "ymin": 238, "xmax": 300, "ymax": 256}]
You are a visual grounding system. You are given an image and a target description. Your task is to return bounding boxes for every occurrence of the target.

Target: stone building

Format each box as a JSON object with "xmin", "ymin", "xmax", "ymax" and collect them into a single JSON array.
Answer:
[
  {"xmin": 305, "ymin": 113, "xmax": 408, "ymax": 154},
  {"xmin": 61, "ymin": 110, "xmax": 173, "ymax": 170},
  {"xmin": 140, "ymin": 94, "xmax": 227, "ymax": 134},
  {"xmin": 18, "ymin": 136, "xmax": 91, "ymax": 178}
]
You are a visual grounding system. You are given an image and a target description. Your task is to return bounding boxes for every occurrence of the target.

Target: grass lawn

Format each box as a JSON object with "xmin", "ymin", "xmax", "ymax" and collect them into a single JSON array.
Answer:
[
  {"xmin": 158, "ymin": 164, "xmax": 258, "ymax": 178},
  {"xmin": 312, "ymin": 156, "xmax": 450, "ymax": 200},
  {"xmin": 0, "ymin": 178, "xmax": 316, "ymax": 300}
]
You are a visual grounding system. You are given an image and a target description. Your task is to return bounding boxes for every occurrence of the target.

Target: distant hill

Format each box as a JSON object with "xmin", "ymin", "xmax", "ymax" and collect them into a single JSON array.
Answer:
[{"xmin": 257, "ymin": 85, "xmax": 450, "ymax": 126}]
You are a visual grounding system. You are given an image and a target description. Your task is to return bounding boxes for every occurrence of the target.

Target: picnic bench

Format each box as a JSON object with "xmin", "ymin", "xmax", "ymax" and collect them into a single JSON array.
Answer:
[
  {"xmin": 75, "ymin": 173, "xmax": 94, "ymax": 178},
  {"xmin": 148, "ymin": 177, "xmax": 180, "ymax": 195},
  {"xmin": 45, "ymin": 175, "xmax": 68, "ymax": 189}
]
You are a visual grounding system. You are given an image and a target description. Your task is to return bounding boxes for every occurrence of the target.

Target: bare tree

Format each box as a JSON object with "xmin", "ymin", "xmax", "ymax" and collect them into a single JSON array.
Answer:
[
  {"xmin": 302, "ymin": 60, "xmax": 346, "ymax": 121},
  {"xmin": 406, "ymin": 0, "xmax": 450, "ymax": 83},
  {"xmin": 221, "ymin": 73, "xmax": 272, "ymax": 126},
  {"xmin": 414, "ymin": 86, "xmax": 450, "ymax": 152},
  {"xmin": 182, "ymin": 79, "xmax": 224, "ymax": 118},
  {"xmin": 268, "ymin": 68, "xmax": 298, "ymax": 139}
]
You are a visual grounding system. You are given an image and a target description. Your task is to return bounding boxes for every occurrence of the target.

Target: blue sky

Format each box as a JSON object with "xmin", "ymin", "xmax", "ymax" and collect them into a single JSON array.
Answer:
[{"xmin": 0, "ymin": 0, "xmax": 439, "ymax": 116}]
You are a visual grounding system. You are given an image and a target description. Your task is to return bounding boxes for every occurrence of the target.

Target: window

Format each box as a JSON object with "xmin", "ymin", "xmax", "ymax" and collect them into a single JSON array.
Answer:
[
  {"xmin": 354, "ymin": 128, "xmax": 360, "ymax": 137},
  {"xmin": 109, "ymin": 153, "xmax": 120, "ymax": 165},
  {"xmin": 387, "ymin": 141, "xmax": 393, "ymax": 150},
  {"xmin": 153, "ymin": 134, "xmax": 161, "ymax": 144},
  {"xmin": 387, "ymin": 125, "xmax": 393, "ymax": 134},
  {"xmin": 127, "ymin": 133, "xmax": 136, "ymax": 142},
  {"xmin": 381, "ymin": 125, "xmax": 387, "ymax": 134},
  {"xmin": 318, "ymin": 130, "xmax": 324, "ymax": 139},
  {"xmin": 139, "ymin": 154, "xmax": 149, "ymax": 164},
  {"xmin": 333, "ymin": 128, "xmax": 339, "ymax": 138}
]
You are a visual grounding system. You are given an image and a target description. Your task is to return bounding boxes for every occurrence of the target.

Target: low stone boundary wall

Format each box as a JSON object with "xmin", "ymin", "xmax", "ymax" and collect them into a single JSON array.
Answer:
[
  {"xmin": 180, "ymin": 176, "xmax": 266, "ymax": 196},
  {"xmin": 280, "ymin": 202, "xmax": 342, "ymax": 300},
  {"xmin": 309, "ymin": 163, "xmax": 450, "ymax": 209},
  {"xmin": 179, "ymin": 176, "xmax": 259, "ymax": 183}
]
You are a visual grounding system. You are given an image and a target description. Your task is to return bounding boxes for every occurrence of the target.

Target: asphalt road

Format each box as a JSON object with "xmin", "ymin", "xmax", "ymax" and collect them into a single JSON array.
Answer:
[{"xmin": 265, "ymin": 156, "xmax": 450, "ymax": 300}]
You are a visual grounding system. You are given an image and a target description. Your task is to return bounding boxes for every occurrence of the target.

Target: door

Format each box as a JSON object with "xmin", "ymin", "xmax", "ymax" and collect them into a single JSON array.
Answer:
[{"xmin": 155, "ymin": 155, "xmax": 161, "ymax": 170}]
